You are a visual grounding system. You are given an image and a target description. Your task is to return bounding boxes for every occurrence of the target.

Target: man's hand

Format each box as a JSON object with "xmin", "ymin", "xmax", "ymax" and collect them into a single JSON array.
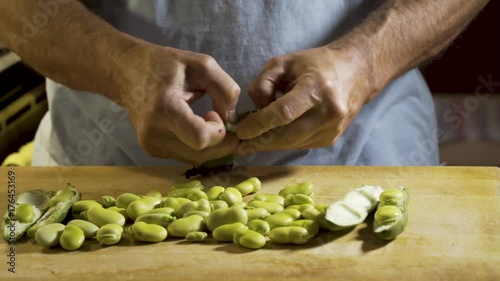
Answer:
[
  {"xmin": 119, "ymin": 45, "xmax": 241, "ymax": 165},
  {"xmin": 235, "ymin": 46, "xmax": 371, "ymax": 152}
]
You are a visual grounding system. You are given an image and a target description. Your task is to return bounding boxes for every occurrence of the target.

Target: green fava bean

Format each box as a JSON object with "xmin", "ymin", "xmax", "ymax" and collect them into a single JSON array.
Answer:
[
  {"xmin": 187, "ymin": 189, "xmax": 209, "ymax": 201},
  {"xmin": 48, "ymin": 189, "xmax": 75, "ymax": 208},
  {"xmin": 146, "ymin": 189, "xmax": 162, "ymax": 198},
  {"xmin": 210, "ymin": 200, "xmax": 229, "ymax": 211},
  {"xmin": 246, "ymin": 208, "xmax": 270, "ymax": 221},
  {"xmin": 268, "ymin": 226, "xmax": 313, "ymax": 245},
  {"xmin": 290, "ymin": 219, "xmax": 320, "ymax": 236},
  {"xmin": 34, "ymin": 223, "xmax": 65, "ymax": 247},
  {"xmin": 212, "ymin": 222, "xmax": 248, "ymax": 242},
  {"xmin": 136, "ymin": 213, "xmax": 176, "ymax": 228},
  {"xmin": 234, "ymin": 177, "xmax": 261, "ymax": 196},
  {"xmin": 205, "ymin": 206, "xmax": 248, "ymax": 232},
  {"xmin": 219, "ymin": 187, "xmax": 243, "ymax": 206},
  {"xmin": 168, "ymin": 187, "xmax": 205, "ymax": 198},
  {"xmin": 176, "ymin": 199, "xmax": 211, "ymax": 218},
  {"xmin": 167, "ymin": 215, "xmax": 205, "ymax": 237},
  {"xmin": 248, "ymin": 201, "xmax": 284, "ymax": 215},
  {"xmin": 233, "ymin": 229, "xmax": 266, "ymax": 249},
  {"xmin": 100, "ymin": 196, "xmax": 116, "ymax": 208},
  {"xmin": 144, "ymin": 207, "xmax": 175, "ymax": 216},
  {"xmin": 206, "ymin": 186, "xmax": 225, "ymax": 201},
  {"xmin": 67, "ymin": 219, "xmax": 99, "ymax": 239},
  {"xmin": 170, "ymin": 180, "xmax": 204, "ymax": 190},
  {"xmin": 284, "ymin": 194, "xmax": 314, "ymax": 207},
  {"xmin": 127, "ymin": 197, "xmax": 162, "ymax": 221},
  {"xmin": 71, "ymin": 200, "xmax": 102, "ymax": 219},
  {"xmin": 247, "ymin": 219, "xmax": 270, "ymax": 236},
  {"xmin": 96, "ymin": 223, "xmax": 123, "ymax": 245},
  {"xmin": 252, "ymin": 194, "xmax": 285, "ymax": 205},
  {"xmin": 315, "ymin": 204, "xmax": 328, "ymax": 213},
  {"xmin": 185, "ymin": 231, "xmax": 208, "ymax": 242},
  {"xmin": 16, "ymin": 203, "xmax": 34, "ymax": 223},
  {"xmin": 107, "ymin": 206, "xmax": 129, "ymax": 220},
  {"xmin": 115, "ymin": 193, "xmax": 141, "ymax": 209},
  {"xmin": 128, "ymin": 221, "xmax": 168, "ymax": 242},
  {"xmin": 379, "ymin": 189, "xmax": 405, "ymax": 206},
  {"xmin": 85, "ymin": 206, "xmax": 126, "ymax": 227},
  {"xmin": 59, "ymin": 225, "xmax": 85, "ymax": 250},
  {"xmin": 183, "ymin": 211, "xmax": 210, "ymax": 218},
  {"xmin": 278, "ymin": 182, "xmax": 314, "ymax": 197},
  {"xmin": 160, "ymin": 197, "xmax": 191, "ymax": 211},
  {"xmin": 265, "ymin": 209, "xmax": 301, "ymax": 229},
  {"xmin": 301, "ymin": 205, "xmax": 344, "ymax": 231},
  {"xmin": 285, "ymin": 204, "xmax": 315, "ymax": 212}
]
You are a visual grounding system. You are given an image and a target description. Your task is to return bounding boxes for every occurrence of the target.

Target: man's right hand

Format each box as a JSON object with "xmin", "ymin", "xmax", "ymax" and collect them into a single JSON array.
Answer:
[{"xmin": 115, "ymin": 44, "xmax": 241, "ymax": 165}]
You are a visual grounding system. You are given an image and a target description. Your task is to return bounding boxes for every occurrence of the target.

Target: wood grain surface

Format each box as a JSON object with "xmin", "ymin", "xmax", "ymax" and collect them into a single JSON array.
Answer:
[{"xmin": 0, "ymin": 166, "xmax": 498, "ymax": 281}]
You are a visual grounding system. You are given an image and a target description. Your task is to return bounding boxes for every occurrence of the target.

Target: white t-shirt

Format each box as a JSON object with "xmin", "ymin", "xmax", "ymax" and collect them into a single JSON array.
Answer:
[{"xmin": 32, "ymin": 0, "xmax": 440, "ymax": 167}]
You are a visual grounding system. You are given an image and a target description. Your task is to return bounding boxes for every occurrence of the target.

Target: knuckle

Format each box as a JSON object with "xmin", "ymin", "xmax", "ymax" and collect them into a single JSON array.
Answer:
[
  {"xmin": 199, "ymin": 54, "xmax": 217, "ymax": 70},
  {"xmin": 267, "ymin": 56, "xmax": 284, "ymax": 68},
  {"xmin": 273, "ymin": 103, "xmax": 294, "ymax": 124},
  {"xmin": 227, "ymin": 81, "xmax": 241, "ymax": 99},
  {"xmin": 191, "ymin": 129, "xmax": 210, "ymax": 150}
]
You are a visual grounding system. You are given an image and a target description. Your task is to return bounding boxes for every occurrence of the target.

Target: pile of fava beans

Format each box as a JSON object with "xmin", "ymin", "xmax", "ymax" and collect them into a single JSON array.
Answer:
[{"xmin": 33, "ymin": 178, "xmax": 337, "ymax": 250}]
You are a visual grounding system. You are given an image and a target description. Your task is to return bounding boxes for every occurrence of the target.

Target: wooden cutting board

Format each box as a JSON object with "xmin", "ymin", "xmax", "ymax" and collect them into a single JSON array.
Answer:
[{"xmin": 0, "ymin": 166, "xmax": 498, "ymax": 281}]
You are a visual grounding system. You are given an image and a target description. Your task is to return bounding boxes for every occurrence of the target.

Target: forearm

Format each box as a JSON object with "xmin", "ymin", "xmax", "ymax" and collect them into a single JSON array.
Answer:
[
  {"xmin": 0, "ymin": 0, "xmax": 142, "ymax": 101},
  {"xmin": 330, "ymin": 0, "xmax": 489, "ymax": 99}
]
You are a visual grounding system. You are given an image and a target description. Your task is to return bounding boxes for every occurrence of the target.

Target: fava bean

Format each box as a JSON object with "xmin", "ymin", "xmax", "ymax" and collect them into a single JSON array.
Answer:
[
  {"xmin": 167, "ymin": 215, "xmax": 205, "ymax": 237},
  {"xmin": 85, "ymin": 206, "xmax": 126, "ymax": 227},
  {"xmin": 34, "ymin": 223, "xmax": 65, "ymax": 247},
  {"xmin": 185, "ymin": 231, "xmax": 208, "ymax": 242},
  {"xmin": 285, "ymin": 204, "xmax": 314, "ymax": 212},
  {"xmin": 278, "ymin": 182, "xmax": 314, "ymax": 197},
  {"xmin": 187, "ymin": 189, "xmax": 209, "ymax": 201},
  {"xmin": 265, "ymin": 209, "xmax": 301, "ymax": 229},
  {"xmin": 128, "ymin": 221, "xmax": 167, "ymax": 242},
  {"xmin": 115, "ymin": 193, "xmax": 141, "ymax": 209},
  {"xmin": 252, "ymin": 194, "xmax": 285, "ymax": 205},
  {"xmin": 144, "ymin": 207, "xmax": 175, "ymax": 216},
  {"xmin": 160, "ymin": 197, "xmax": 191, "ymax": 211},
  {"xmin": 212, "ymin": 222, "xmax": 248, "ymax": 242},
  {"xmin": 176, "ymin": 199, "xmax": 211, "ymax": 218},
  {"xmin": 170, "ymin": 180, "xmax": 204, "ymax": 190},
  {"xmin": 268, "ymin": 226, "xmax": 313, "ymax": 245},
  {"xmin": 301, "ymin": 205, "xmax": 343, "ymax": 231},
  {"xmin": 127, "ymin": 197, "xmax": 162, "ymax": 221},
  {"xmin": 210, "ymin": 200, "xmax": 229, "ymax": 211},
  {"xmin": 206, "ymin": 186, "xmax": 225, "ymax": 201},
  {"xmin": 183, "ymin": 211, "xmax": 210, "ymax": 218},
  {"xmin": 233, "ymin": 229, "xmax": 266, "ymax": 249},
  {"xmin": 245, "ymin": 208, "xmax": 270, "ymax": 221},
  {"xmin": 290, "ymin": 219, "xmax": 320, "ymax": 236},
  {"xmin": 168, "ymin": 188, "xmax": 206, "ymax": 199},
  {"xmin": 71, "ymin": 200, "xmax": 102, "ymax": 219},
  {"xmin": 234, "ymin": 177, "xmax": 261, "ymax": 196},
  {"xmin": 67, "ymin": 219, "xmax": 99, "ymax": 239},
  {"xmin": 59, "ymin": 225, "xmax": 85, "ymax": 250},
  {"xmin": 283, "ymin": 194, "xmax": 314, "ymax": 207},
  {"xmin": 101, "ymin": 196, "xmax": 116, "ymax": 208},
  {"xmin": 48, "ymin": 189, "xmax": 75, "ymax": 208},
  {"xmin": 219, "ymin": 187, "xmax": 243, "ymax": 206},
  {"xmin": 205, "ymin": 206, "xmax": 248, "ymax": 232},
  {"xmin": 146, "ymin": 190, "xmax": 162, "ymax": 198},
  {"xmin": 96, "ymin": 223, "xmax": 123, "ymax": 245},
  {"xmin": 247, "ymin": 219, "xmax": 270, "ymax": 236},
  {"xmin": 16, "ymin": 203, "xmax": 34, "ymax": 223},
  {"xmin": 136, "ymin": 213, "xmax": 176, "ymax": 228},
  {"xmin": 248, "ymin": 201, "xmax": 284, "ymax": 215},
  {"xmin": 107, "ymin": 206, "xmax": 129, "ymax": 220}
]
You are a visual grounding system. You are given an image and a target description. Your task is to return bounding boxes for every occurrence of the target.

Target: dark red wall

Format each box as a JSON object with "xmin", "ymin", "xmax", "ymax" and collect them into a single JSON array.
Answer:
[{"xmin": 420, "ymin": 1, "xmax": 500, "ymax": 94}]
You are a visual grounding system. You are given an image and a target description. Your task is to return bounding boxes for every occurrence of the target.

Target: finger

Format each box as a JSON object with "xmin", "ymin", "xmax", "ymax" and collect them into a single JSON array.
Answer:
[
  {"xmin": 166, "ymin": 97, "xmax": 226, "ymax": 150},
  {"xmin": 202, "ymin": 58, "xmax": 241, "ymax": 123},
  {"xmin": 153, "ymin": 133, "xmax": 240, "ymax": 166},
  {"xmin": 235, "ymin": 113, "xmax": 314, "ymax": 153},
  {"xmin": 236, "ymin": 80, "xmax": 317, "ymax": 140},
  {"xmin": 248, "ymin": 60, "xmax": 286, "ymax": 109}
]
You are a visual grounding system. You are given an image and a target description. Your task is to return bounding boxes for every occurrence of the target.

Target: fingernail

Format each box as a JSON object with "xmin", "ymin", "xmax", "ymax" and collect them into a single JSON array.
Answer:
[{"xmin": 228, "ymin": 109, "xmax": 238, "ymax": 123}]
